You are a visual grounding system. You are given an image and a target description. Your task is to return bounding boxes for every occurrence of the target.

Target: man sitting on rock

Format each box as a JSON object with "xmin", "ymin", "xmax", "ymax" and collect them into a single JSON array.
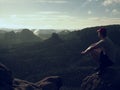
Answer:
[{"xmin": 81, "ymin": 28, "xmax": 115, "ymax": 75}]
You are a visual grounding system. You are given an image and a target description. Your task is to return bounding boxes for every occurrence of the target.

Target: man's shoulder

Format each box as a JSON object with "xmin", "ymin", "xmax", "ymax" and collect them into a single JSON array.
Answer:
[
  {"xmin": 105, "ymin": 37, "xmax": 114, "ymax": 44},
  {"xmin": 97, "ymin": 39, "xmax": 104, "ymax": 44},
  {"xmin": 100, "ymin": 37, "xmax": 112, "ymax": 43}
]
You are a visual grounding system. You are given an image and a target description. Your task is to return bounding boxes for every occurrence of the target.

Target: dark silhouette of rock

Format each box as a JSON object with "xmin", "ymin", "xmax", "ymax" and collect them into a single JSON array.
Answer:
[
  {"xmin": 18, "ymin": 29, "xmax": 40, "ymax": 42},
  {"xmin": 81, "ymin": 68, "xmax": 120, "ymax": 90},
  {"xmin": 46, "ymin": 33, "xmax": 63, "ymax": 44},
  {"xmin": 0, "ymin": 63, "xmax": 13, "ymax": 90},
  {"xmin": 0, "ymin": 63, "xmax": 62, "ymax": 90},
  {"xmin": 13, "ymin": 76, "xmax": 62, "ymax": 90},
  {"xmin": 4, "ymin": 31, "xmax": 16, "ymax": 42},
  {"xmin": 13, "ymin": 78, "xmax": 41, "ymax": 90},
  {"xmin": 36, "ymin": 76, "xmax": 62, "ymax": 90}
]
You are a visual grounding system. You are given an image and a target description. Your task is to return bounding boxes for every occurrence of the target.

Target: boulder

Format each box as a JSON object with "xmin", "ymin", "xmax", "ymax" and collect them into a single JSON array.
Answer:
[
  {"xmin": 0, "ymin": 63, "xmax": 14, "ymax": 90},
  {"xmin": 13, "ymin": 76, "xmax": 62, "ymax": 90},
  {"xmin": 36, "ymin": 76, "xmax": 62, "ymax": 90},
  {"xmin": 13, "ymin": 78, "xmax": 41, "ymax": 90},
  {"xmin": 0, "ymin": 63, "xmax": 62, "ymax": 90},
  {"xmin": 81, "ymin": 68, "xmax": 120, "ymax": 90}
]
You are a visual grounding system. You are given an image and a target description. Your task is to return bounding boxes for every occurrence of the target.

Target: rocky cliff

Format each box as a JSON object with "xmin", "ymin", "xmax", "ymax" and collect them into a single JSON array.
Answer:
[
  {"xmin": 0, "ymin": 63, "xmax": 62, "ymax": 90},
  {"xmin": 14, "ymin": 76, "xmax": 62, "ymax": 90},
  {"xmin": 81, "ymin": 68, "xmax": 120, "ymax": 90},
  {"xmin": 1, "ymin": 63, "xmax": 120, "ymax": 90}
]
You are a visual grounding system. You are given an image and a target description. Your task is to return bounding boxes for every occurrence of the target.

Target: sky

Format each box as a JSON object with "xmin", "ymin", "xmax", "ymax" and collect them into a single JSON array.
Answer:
[{"xmin": 0, "ymin": 0, "xmax": 120, "ymax": 30}]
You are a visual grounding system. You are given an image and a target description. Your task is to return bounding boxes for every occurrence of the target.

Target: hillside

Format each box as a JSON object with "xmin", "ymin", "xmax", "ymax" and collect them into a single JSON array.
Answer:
[
  {"xmin": 0, "ymin": 29, "xmax": 41, "ymax": 46},
  {"xmin": 0, "ymin": 25, "xmax": 120, "ymax": 90}
]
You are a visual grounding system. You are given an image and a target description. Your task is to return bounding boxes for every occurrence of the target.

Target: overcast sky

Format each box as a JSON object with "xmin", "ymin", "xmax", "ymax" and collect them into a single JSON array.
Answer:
[{"xmin": 0, "ymin": 0, "xmax": 120, "ymax": 29}]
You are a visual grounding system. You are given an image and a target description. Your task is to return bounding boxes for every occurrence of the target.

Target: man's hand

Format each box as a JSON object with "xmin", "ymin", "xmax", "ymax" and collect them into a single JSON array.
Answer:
[
  {"xmin": 81, "ymin": 45, "xmax": 93, "ymax": 54},
  {"xmin": 81, "ymin": 50, "xmax": 87, "ymax": 54}
]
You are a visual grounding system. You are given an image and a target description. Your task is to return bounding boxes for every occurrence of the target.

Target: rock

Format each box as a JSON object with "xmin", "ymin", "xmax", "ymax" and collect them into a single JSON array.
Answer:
[
  {"xmin": 0, "ymin": 63, "xmax": 62, "ymax": 90},
  {"xmin": 13, "ymin": 78, "xmax": 41, "ymax": 90},
  {"xmin": 13, "ymin": 76, "xmax": 62, "ymax": 90},
  {"xmin": 36, "ymin": 76, "xmax": 62, "ymax": 90},
  {"xmin": 0, "ymin": 63, "xmax": 13, "ymax": 90},
  {"xmin": 81, "ymin": 68, "xmax": 120, "ymax": 90}
]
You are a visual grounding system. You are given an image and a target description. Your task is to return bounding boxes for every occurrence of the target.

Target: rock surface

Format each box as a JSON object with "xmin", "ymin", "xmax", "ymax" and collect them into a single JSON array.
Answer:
[
  {"xmin": 1, "ymin": 62, "xmax": 120, "ymax": 90},
  {"xmin": 14, "ymin": 76, "xmax": 62, "ymax": 90},
  {"xmin": 0, "ymin": 63, "xmax": 13, "ymax": 90},
  {"xmin": 0, "ymin": 63, "xmax": 62, "ymax": 90},
  {"xmin": 36, "ymin": 76, "xmax": 62, "ymax": 90},
  {"xmin": 81, "ymin": 68, "xmax": 120, "ymax": 90}
]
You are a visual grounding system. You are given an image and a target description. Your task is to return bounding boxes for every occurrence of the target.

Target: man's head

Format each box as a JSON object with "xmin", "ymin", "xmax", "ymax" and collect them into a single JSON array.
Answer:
[{"xmin": 97, "ymin": 28, "xmax": 107, "ymax": 38}]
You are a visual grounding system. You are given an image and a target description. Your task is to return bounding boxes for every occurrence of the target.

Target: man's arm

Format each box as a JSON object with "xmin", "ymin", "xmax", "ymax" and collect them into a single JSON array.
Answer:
[
  {"xmin": 81, "ymin": 40, "xmax": 104, "ymax": 54},
  {"xmin": 81, "ymin": 44, "xmax": 95, "ymax": 54}
]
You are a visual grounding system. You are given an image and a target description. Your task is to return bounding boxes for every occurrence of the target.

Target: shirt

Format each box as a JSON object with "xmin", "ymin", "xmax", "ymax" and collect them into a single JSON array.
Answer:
[{"xmin": 94, "ymin": 37, "xmax": 116, "ymax": 62}]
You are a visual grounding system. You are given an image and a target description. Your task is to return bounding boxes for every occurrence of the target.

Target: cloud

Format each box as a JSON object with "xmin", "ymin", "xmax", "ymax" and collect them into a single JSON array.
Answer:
[
  {"xmin": 36, "ymin": 11, "xmax": 62, "ymax": 15},
  {"xmin": 12, "ymin": 11, "xmax": 69, "ymax": 21},
  {"xmin": 87, "ymin": 0, "xmax": 98, "ymax": 2},
  {"xmin": 0, "ymin": 17, "xmax": 24, "ymax": 29},
  {"xmin": 81, "ymin": 0, "xmax": 98, "ymax": 7},
  {"xmin": 112, "ymin": 9, "xmax": 120, "ymax": 15},
  {"xmin": 35, "ymin": 0, "xmax": 68, "ymax": 3},
  {"xmin": 0, "ymin": 0, "xmax": 29, "ymax": 3},
  {"xmin": 88, "ymin": 17, "xmax": 120, "ymax": 26},
  {"xmin": 0, "ymin": 0, "xmax": 68, "ymax": 3},
  {"xmin": 105, "ymin": 9, "xmax": 110, "ymax": 12},
  {"xmin": 103, "ymin": 0, "xmax": 120, "ymax": 6},
  {"xmin": 105, "ymin": 8, "xmax": 120, "ymax": 15},
  {"xmin": 81, "ymin": 0, "xmax": 91, "ymax": 7},
  {"xmin": 88, "ymin": 10, "xmax": 92, "ymax": 15},
  {"xmin": 103, "ymin": 17, "xmax": 120, "ymax": 25},
  {"xmin": 88, "ymin": 0, "xmax": 92, "ymax": 2},
  {"xmin": 0, "ymin": 11, "xmax": 83, "ymax": 29}
]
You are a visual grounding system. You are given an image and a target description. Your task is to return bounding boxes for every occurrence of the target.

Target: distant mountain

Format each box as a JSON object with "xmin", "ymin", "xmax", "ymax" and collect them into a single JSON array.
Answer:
[
  {"xmin": 33, "ymin": 29, "xmax": 62, "ymax": 40},
  {"xmin": 34, "ymin": 29, "xmax": 59, "ymax": 34},
  {"xmin": 17, "ymin": 29, "xmax": 40, "ymax": 42},
  {"xmin": 0, "ymin": 28, "xmax": 13, "ymax": 31},
  {"xmin": 0, "ymin": 29, "xmax": 41, "ymax": 45},
  {"xmin": 0, "ymin": 30, "xmax": 7, "ymax": 34}
]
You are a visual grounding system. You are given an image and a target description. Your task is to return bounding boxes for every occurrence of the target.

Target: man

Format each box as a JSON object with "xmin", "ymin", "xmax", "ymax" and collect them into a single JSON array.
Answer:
[{"xmin": 81, "ymin": 28, "xmax": 115, "ymax": 75}]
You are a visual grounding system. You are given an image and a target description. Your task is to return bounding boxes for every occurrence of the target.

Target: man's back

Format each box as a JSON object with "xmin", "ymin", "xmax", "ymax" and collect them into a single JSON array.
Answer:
[{"xmin": 100, "ymin": 37, "xmax": 116, "ymax": 62}]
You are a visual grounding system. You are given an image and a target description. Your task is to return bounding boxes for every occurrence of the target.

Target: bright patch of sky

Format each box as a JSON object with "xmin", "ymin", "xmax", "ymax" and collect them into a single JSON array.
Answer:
[{"xmin": 0, "ymin": 0, "xmax": 120, "ymax": 29}]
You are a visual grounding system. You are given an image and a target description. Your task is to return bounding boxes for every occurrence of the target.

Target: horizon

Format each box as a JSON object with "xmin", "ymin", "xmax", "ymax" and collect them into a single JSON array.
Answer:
[
  {"xmin": 0, "ymin": 0, "xmax": 120, "ymax": 29},
  {"xmin": 0, "ymin": 24, "xmax": 120, "ymax": 31}
]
